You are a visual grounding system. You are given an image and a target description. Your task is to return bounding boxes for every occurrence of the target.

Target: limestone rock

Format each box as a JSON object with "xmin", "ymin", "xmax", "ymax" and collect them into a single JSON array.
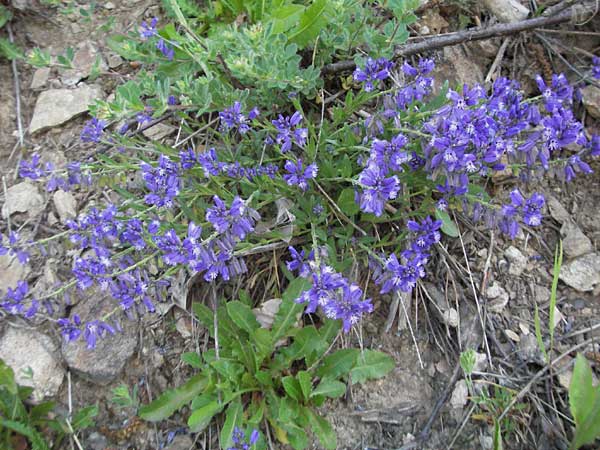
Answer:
[
  {"xmin": 546, "ymin": 194, "xmax": 570, "ymax": 224},
  {"xmin": 450, "ymin": 379, "xmax": 469, "ymax": 409},
  {"xmin": 29, "ymin": 84, "xmax": 103, "ymax": 133},
  {"xmin": 60, "ymin": 41, "xmax": 108, "ymax": 86},
  {"xmin": 53, "ymin": 190, "xmax": 77, "ymax": 222},
  {"xmin": 559, "ymin": 253, "xmax": 600, "ymax": 292},
  {"xmin": 0, "ymin": 327, "xmax": 64, "ymax": 403},
  {"xmin": 31, "ymin": 67, "xmax": 51, "ymax": 90},
  {"xmin": 581, "ymin": 85, "xmax": 600, "ymax": 119},
  {"xmin": 62, "ymin": 291, "xmax": 138, "ymax": 384},
  {"xmin": 561, "ymin": 221, "xmax": 593, "ymax": 259},
  {"xmin": 504, "ymin": 246, "xmax": 527, "ymax": 277},
  {"xmin": 2, "ymin": 181, "xmax": 44, "ymax": 218},
  {"xmin": 486, "ymin": 281, "xmax": 509, "ymax": 313},
  {"xmin": 0, "ymin": 254, "xmax": 30, "ymax": 291},
  {"xmin": 482, "ymin": 0, "xmax": 529, "ymax": 23}
]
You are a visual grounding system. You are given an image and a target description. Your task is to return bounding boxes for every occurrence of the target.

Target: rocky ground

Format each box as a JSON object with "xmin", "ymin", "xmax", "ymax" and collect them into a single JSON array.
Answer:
[{"xmin": 1, "ymin": 1, "xmax": 600, "ymax": 449}]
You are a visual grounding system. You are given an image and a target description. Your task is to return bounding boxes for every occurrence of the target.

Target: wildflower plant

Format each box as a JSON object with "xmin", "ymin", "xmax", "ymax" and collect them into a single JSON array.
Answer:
[{"xmin": 3, "ymin": 2, "xmax": 600, "ymax": 448}]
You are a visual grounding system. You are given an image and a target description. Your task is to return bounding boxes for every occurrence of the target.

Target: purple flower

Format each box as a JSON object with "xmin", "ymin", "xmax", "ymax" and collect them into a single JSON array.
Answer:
[
  {"xmin": 179, "ymin": 148, "xmax": 197, "ymax": 170},
  {"xmin": 353, "ymin": 57, "xmax": 394, "ymax": 92},
  {"xmin": 283, "ymin": 159, "xmax": 318, "ymax": 191},
  {"xmin": 286, "ymin": 246, "xmax": 311, "ymax": 278},
  {"xmin": 378, "ymin": 253, "xmax": 427, "ymax": 294},
  {"xmin": 139, "ymin": 17, "xmax": 158, "ymax": 40},
  {"xmin": 500, "ymin": 190, "xmax": 545, "ymax": 238},
  {"xmin": 206, "ymin": 196, "xmax": 258, "ymax": 240},
  {"xmin": 406, "ymin": 216, "xmax": 442, "ymax": 253},
  {"xmin": 564, "ymin": 155, "xmax": 593, "ymax": 182},
  {"xmin": 19, "ymin": 153, "xmax": 46, "ymax": 180},
  {"xmin": 168, "ymin": 95, "xmax": 178, "ymax": 105},
  {"xmin": 535, "ymin": 73, "xmax": 573, "ymax": 112},
  {"xmin": 141, "ymin": 155, "xmax": 181, "ymax": 208},
  {"xmin": 136, "ymin": 109, "xmax": 153, "ymax": 125},
  {"xmin": 83, "ymin": 320, "xmax": 116, "ymax": 349},
  {"xmin": 369, "ymin": 134, "xmax": 410, "ymax": 172},
  {"xmin": 58, "ymin": 315, "xmax": 82, "ymax": 342},
  {"xmin": 356, "ymin": 165, "xmax": 400, "ymax": 216},
  {"xmin": 228, "ymin": 427, "xmax": 259, "ymax": 450},
  {"xmin": 322, "ymin": 283, "xmax": 373, "ymax": 333},
  {"xmin": 272, "ymin": 112, "xmax": 307, "ymax": 153},
  {"xmin": 81, "ymin": 117, "xmax": 106, "ymax": 143},
  {"xmin": 592, "ymin": 56, "xmax": 600, "ymax": 79},
  {"xmin": 219, "ymin": 102, "xmax": 259, "ymax": 134},
  {"xmin": 156, "ymin": 38, "xmax": 174, "ymax": 60}
]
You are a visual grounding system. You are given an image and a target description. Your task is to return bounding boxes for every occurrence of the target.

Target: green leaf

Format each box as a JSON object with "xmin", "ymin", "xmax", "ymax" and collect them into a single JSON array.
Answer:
[
  {"xmin": 71, "ymin": 405, "xmax": 98, "ymax": 431},
  {"xmin": 288, "ymin": 0, "xmax": 330, "ymax": 48},
  {"xmin": 181, "ymin": 352, "xmax": 203, "ymax": 368},
  {"xmin": 0, "ymin": 38, "xmax": 24, "ymax": 60},
  {"xmin": 0, "ymin": 5, "xmax": 12, "ymax": 28},
  {"xmin": 0, "ymin": 419, "xmax": 50, "ymax": 450},
  {"xmin": 188, "ymin": 400, "xmax": 223, "ymax": 432},
  {"xmin": 271, "ymin": 278, "xmax": 311, "ymax": 342},
  {"xmin": 570, "ymin": 354, "xmax": 596, "ymax": 426},
  {"xmin": 282, "ymin": 376, "xmax": 303, "ymax": 401},
  {"xmin": 297, "ymin": 371, "xmax": 312, "ymax": 400},
  {"xmin": 0, "ymin": 359, "xmax": 17, "ymax": 395},
  {"xmin": 316, "ymin": 348, "xmax": 359, "ymax": 379},
  {"xmin": 270, "ymin": 4, "xmax": 305, "ymax": 35},
  {"xmin": 139, "ymin": 373, "xmax": 208, "ymax": 421},
  {"xmin": 311, "ymin": 378, "xmax": 346, "ymax": 398},
  {"xmin": 307, "ymin": 409, "xmax": 337, "ymax": 449},
  {"xmin": 337, "ymin": 188, "xmax": 359, "ymax": 216},
  {"xmin": 435, "ymin": 209, "xmax": 459, "ymax": 238},
  {"xmin": 226, "ymin": 300, "xmax": 260, "ymax": 334},
  {"xmin": 493, "ymin": 419, "xmax": 503, "ymax": 450},
  {"xmin": 220, "ymin": 400, "xmax": 243, "ymax": 450},
  {"xmin": 351, "ymin": 350, "xmax": 395, "ymax": 385}
]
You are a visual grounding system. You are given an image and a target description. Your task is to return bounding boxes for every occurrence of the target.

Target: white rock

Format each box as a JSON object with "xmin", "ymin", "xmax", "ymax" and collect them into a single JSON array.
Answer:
[
  {"xmin": 486, "ymin": 281, "xmax": 509, "ymax": 313},
  {"xmin": 450, "ymin": 379, "xmax": 469, "ymax": 409},
  {"xmin": 53, "ymin": 190, "xmax": 77, "ymax": 222},
  {"xmin": 104, "ymin": 1, "xmax": 116, "ymax": 9},
  {"xmin": 442, "ymin": 308, "xmax": 459, "ymax": 328},
  {"xmin": 61, "ymin": 41, "xmax": 108, "ymax": 86},
  {"xmin": 560, "ymin": 253, "xmax": 600, "ymax": 292},
  {"xmin": 482, "ymin": 0, "xmax": 529, "ymax": 22},
  {"xmin": 505, "ymin": 246, "xmax": 527, "ymax": 277},
  {"xmin": 253, "ymin": 298, "xmax": 282, "ymax": 329},
  {"xmin": 2, "ymin": 181, "xmax": 44, "ymax": 218},
  {"xmin": 29, "ymin": 84, "xmax": 103, "ymax": 133},
  {"xmin": 0, "ymin": 327, "xmax": 64, "ymax": 403},
  {"xmin": 561, "ymin": 221, "xmax": 593, "ymax": 259},
  {"xmin": 0, "ymin": 254, "xmax": 30, "ymax": 290},
  {"xmin": 30, "ymin": 67, "xmax": 51, "ymax": 89},
  {"xmin": 546, "ymin": 194, "xmax": 570, "ymax": 224},
  {"xmin": 142, "ymin": 123, "xmax": 175, "ymax": 141},
  {"xmin": 581, "ymin": 85, "xmax": 600, "ymax": 120}
]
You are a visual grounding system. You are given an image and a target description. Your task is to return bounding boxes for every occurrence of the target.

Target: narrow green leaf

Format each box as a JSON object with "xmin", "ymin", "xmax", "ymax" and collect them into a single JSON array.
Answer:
[
  {"xmin": 337, "ymin": 188, "xmax": 359, "ymax": 216},
  {"xmin": 435, "ymin": 209, "xmax": 459, "ymax": 238},
  {"xmin": 188, "ymin": 400, "xmax": 223, "ymax": 432},
  {"xmin": 226, "ymin": 300, "xmax": 260, "ymax": 334},
  {"xmin": 533, "ymin": 302, "xmax": 547, "ymax": 362},
  {"xmin": 351, "ymin": 350, "xmax": 395, "ymax": 385},
  {"xmin": 181, "ymin": 352, "xmax": 203, "ymax": 368},
  {"xmin": 316, "ymin": 348, "xmax": 359, "ymax": 379},
  {"xmin": 220, "ymin": 400, "xmax": 243, "ymax": 450},
  {"xmin": 71, "ymin": 405, "xmax": 98, "ymax": 431},
  {"xmin": 297, "ymin": 371, "xmax": 312, "ymax": 400},
  {"xmin": 307, "ymin": 409, "xmax": 337, "ymax": 449},
  {"xmin": 0, "ymin": 419, "xmax": 50, "ymax": 450},
  {"xmin": 493, "ymin": 419, "xmax": 503, "ymax": 450},
  {"xmin": 271, "ymin": 278, "xmax": 311, "ymax": 342},
  {"xmin": 0, "ymin": 359, "xmax": 18, "ymax": 394},
  {"xmin": 549, "ymin": 240, "xmax": 563, "ymax": 352},
  {"xmin": 139, "ymin": 373, "xmax": 208, "ymax": 421},
  {"xmin": 282, "ymin": 376, "xmax": 302, "ymax": 401},
  {"xmin": 311, "ymin": 378, "xmax": 346, "ymax": 398},
  {"xmin": 288, "ymin": 0, "xmax": 330, "ymax": 48},
  {"xmin": 570, "ymin": 354, "xmax": 596, "ymax": 425}
]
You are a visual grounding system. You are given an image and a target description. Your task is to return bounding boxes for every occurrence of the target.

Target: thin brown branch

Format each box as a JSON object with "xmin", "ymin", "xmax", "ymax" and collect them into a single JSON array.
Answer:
[{"xmin": 322, "ymin": 1, "xmax": 596, "ymax": 75}]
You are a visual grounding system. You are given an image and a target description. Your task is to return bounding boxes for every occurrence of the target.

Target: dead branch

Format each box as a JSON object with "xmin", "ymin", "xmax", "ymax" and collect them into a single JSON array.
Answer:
[{"xmin": 322, "ymin": 1, "xmax": 597, "ymax": 75}]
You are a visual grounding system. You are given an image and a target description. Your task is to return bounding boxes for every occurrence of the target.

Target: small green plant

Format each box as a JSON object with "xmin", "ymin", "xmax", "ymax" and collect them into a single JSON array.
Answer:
[
  {"xmin": 111, "ymin": 383, "xmax": 140, "ymax": 411},
  {"xmin": 568, "ymin": 354, "xmax": 600, "ymax": 450},
  {"xmin": 139, "ymin": 279, "xmax": 395, "ymax": 449},
  {"xmin": 534, "ymin": 240, "xmax": 563, "ymax": 362},
  {"xmin": 0, "ymin": 358, "xmax": 98, "ymax": 449}
]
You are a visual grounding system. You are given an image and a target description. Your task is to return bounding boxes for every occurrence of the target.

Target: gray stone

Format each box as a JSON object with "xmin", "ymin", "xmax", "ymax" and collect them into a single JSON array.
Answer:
[
  {"xmin": 104, "ymin": 1, "xmax": 116, "ymax": 9},
  {"xmin": 581, "ymin": 85, "xmax": 600, "ymax": 120},
  {"xmin": 486, "ymin": 281, "xmax": 509, "ymax": 313},
  {"xmin": 517, "ymin": 333, "xmax": 543, "ymax": 363},
  {"xmin": 482, "ymin": 0, "xmax": 529, "ymax": 22},
  {"xmin": 450, "ymin": 379, "xmax": 469, "ymax": 409},
  {"xmin": 166, "ymin": 434, "xmax": 194, "ymax": 450},
  {"xmin": 106, "ymin": 53, "xmax": 123, "ymax": 69},
  {"xmin": 143, "ymin": 123, "xmax": 176, "ymax": 141},
  {"xmin": 559, "ymin": 253, "xmax": 600, "ymax": 292},
  {"xmin": 61, "ymin": 41, "xmax": 108, "ymax": 86},
  {"xmin": 561, "ymin": 221, "xmax": 593, "ymax": 259},
  {"xmin": 31, "ymin": 67, "xmax": 51, "ymax": 90},
  {"xmin": 62, "ymin": 291, "xmax": 139, "ymax": 384},
  {"xmin": 0, "ymin": 254, "xmax": 30, "ymax": 291},
  {"xmin": 2, "ymin": 181, "xmax": 45, "ymax": 218},
  {"xmin": 546, "ymin": 194, "xmax": 570, "ymax": 224},
  {"xmin": 53, "ymin": 190, "xmax": 77, "ymax": 222},
  {"xmin": 29, "ymin": 84, "xmax": 103, "ymax": 133},
  {"xmin": 0, "ymin": 327, "xmax": 64, "ymax": 403},
  {"xmin": 504, "ymin": 246, "xmax": 527, "ymax": 277}
]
